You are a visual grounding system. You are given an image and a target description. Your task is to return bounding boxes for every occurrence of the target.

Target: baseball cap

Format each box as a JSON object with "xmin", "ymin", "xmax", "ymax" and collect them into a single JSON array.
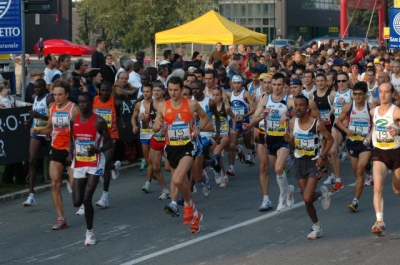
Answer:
[
  {"xmin": 30, "ymin": 69, "xmax": 44, "ymax": 77},
  {"xmin": 231, "ymin": 75, "xmax": 243, "ymax": 83},
  {"xmin": 259, "ymin": 73, "xmax": 268, "ymax": 80},
  {"xmin": 290, "ymin": 78, "xmax": 302, "ymax": 86},
  {"xmin": 374, "ymin": 57, "xmax": 380, "ymax": 64},
  {"xmin": 188, "ymin": 66, "xmax": 197, "ymax": 72}
]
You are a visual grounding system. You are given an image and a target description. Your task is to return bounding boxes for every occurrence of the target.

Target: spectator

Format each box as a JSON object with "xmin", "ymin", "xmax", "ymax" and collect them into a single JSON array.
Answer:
[
  {"xmin": 0, "ymin": 79, "xmax": 32, "ymax": 109},
  {"xmin": 25, "ymin": 69, "xmax": 45, "ymax": 104},
  {"xmin": 208, "ymin": 42, "xmax": 226, "ymax": 68},
  {"xmin": 102, "ymin": 54, "xmax": 117, "ymax": 85},
  {"xmin": 91, "ymin": 38, "xmax": 106, "ymax": 69},
  {"xmin": 112, "ymin": 71, "xmax": 136, "ymax": 99}
]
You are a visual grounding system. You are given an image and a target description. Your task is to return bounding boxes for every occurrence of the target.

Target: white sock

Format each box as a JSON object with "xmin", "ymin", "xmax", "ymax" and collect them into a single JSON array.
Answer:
[
  {"xmin": 171, "ymin": 201, "xmax": 177, "ymax": 206},
  {"xmin": 102, "ymin": 191, "xmax": 108, "ymax": 198},
  {"xmin": 230, "ymin": 165, "xmax": 234, "ymax": 170},
  {"xmin": 142, "ymin": 158, "xmax": 145, "ymax": 163},
  {"xmin": 276, "ymin": 172, "xmax": 288, "ymax": 197},
  {"xmin": 336, "ymin": 178, "xmax": 341, "ymax": 182},
  {"xmin": 263, "ymin": 195, "xmax": 270, "ymax": 202},
  {"xmin": 87, "ymin": 229, "xmax": 93, "ymax": 233}
]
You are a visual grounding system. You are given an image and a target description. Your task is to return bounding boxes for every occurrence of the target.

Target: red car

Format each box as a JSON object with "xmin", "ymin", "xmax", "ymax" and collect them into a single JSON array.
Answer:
[{"xmin": 33, "ymin": 39, "xmax": 95, "ymax": 56}]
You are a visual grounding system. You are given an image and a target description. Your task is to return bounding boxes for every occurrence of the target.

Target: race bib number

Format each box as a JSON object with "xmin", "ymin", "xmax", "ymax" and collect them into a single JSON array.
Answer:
[
  {"xmin": 320, "ymin": 109, "xmax": 331, "ymax": 126},
  {"xmin": 167, "ymin": 122, "xmax": 190, "ymax": 146},
  {"xmin": 334, "ymin": 102, "xmax": 342, "ymax": 118},
  {"xmin": 75, "ymin": 140, "xmax": 96, "ymax": 163},
  {"xmin": 267, "ymin": 115, "xmax": 286, "ymax": 136},
  {"xmin": 52, "ymin": 112, "xmax": 69, "ymax": 132},
  {"xmin": 232, "ymin": 105, "xmax": 245, "ymax": 116},
  {"xmin": 375, "ymin": 125, "xmax": 395, "ymax": 148},
  {"xmin": 34, "ymin": 118, "xmax": 47, "ymax": 130},
  {"xmin": 294, "ymin": 133, "xmax": 315, "ymax": 156},
  {"xmin": 94, "ymin": 108, "xmax": 112, "ymax": 128},
  {"xmin": 349, "ymin": 121, "xmax": 369, "ymax": 141}
]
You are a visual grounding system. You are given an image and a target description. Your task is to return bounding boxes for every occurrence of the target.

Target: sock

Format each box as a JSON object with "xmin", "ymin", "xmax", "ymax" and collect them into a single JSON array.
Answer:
[
  {"xmin": 230, "ymin": 165, "xmax": 234, "ymax": 170},
  {"xmin": 263, "ymin": 195, "xmax": 270, "ymax": 202},
  {"xmin": 335, "ymin": 178, "xmax": 341, "ymax": 182},
  {"xmin": 103, "ymin": 191, "xmax": 108, "ymax": 198},
  {"xmin": 276, "ymin": 172, "xmax": 288, "ymax": 196},
  {"xmin": 184, "ymin": 200, "xmax": 193, "ymax": 207},
  {"xmin": 314, "ymin": 221, "xmax": 320, "ymax": 227},
  {"xmin": 87, "ymin": 229, "xmax": 93, "ymax": 233},
  {"xmin": 353, "ymin": 198, "xmax": 359, "ymax": 204},
  {"xmin": 376, "ymin": 212, "xmax": 383, "ymax": 222},
  {"xmin": 171, "ymin": 201, "xmax": 177, "ymax": 206},
  {"xmin": 141, "ymin": 158, "xmax": 145, "ymax": 163},
  {"xmin": 146, "ymin": 181, "xmax": 151, "ymax": 185}
]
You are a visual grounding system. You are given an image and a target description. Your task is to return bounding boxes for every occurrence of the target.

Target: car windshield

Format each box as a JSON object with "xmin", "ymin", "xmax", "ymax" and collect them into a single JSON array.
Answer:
[
  {"xmin": 61, "ymin": 40, "xmax": 75, "ymax": 45},
  {"xmin": 274, "ymin": 40, "xmax": 287, "ymax": 45}
]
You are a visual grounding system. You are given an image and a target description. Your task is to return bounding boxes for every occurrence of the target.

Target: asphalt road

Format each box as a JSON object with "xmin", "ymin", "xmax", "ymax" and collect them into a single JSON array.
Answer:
[{"xmin": 1, "ymin": 154, "xmax": 400, "ymax": 265}]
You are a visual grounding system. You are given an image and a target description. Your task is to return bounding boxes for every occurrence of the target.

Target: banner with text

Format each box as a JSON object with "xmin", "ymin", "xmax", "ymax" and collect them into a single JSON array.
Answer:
[
  {"xmin": 0, "ymin": 0, "xmax": 22, "ymax": 54},
  {"xmin": 390, "ymin": 8, "xmax": 400, "ymax": 49}
]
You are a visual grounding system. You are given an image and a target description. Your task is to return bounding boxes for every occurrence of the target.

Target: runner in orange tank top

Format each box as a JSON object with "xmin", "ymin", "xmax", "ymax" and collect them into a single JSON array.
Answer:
[
  {"xmin": 153, "ymin": 76, "xmax": 214, "ymax": 233},
  {"xmin": 31, "ymin": 79, "xmax": 79, "ymax": 230}
]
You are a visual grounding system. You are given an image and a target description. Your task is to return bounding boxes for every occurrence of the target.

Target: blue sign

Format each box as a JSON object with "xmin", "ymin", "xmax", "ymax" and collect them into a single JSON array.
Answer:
[
  {"xmin": 390, "ymin": 8, "xmax": 400, "ymax": 49},
  {"xmin": 0, "ymin": 0, "xmax": 22, "ymax": 54}
]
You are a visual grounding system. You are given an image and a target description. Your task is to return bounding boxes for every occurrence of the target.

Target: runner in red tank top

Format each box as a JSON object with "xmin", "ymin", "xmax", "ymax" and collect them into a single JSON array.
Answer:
[
  {"xmin": 153, "ymin": 76, "xmax": 214, "ymax": 233},
  {"xmin": 70, "ymin": 92, "xmax": 113, "ymax": 246}
]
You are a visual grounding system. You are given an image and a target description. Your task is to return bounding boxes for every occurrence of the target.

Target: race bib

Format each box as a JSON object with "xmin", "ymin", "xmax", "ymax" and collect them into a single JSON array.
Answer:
[
  {"xmin": 349, "ymin": 121, "xmax": 369, "ymax": 141},
  {"xmin": 320, "ymin": 109, "xmax": 331, "ymax": 126},
  {"xmin": 294, "ymin": 133, "xmax": 315, "ymax": 156},
  {"xmin": 94, "ymin": 108, "xmax": 111, "ymax": 128},
  {"xmin": 52, "ymin": 112, "xmax": 69, "ymax": 132},
  {"xmin": 375, "ymin": 125, "xmax": 395, "ymax": 148},
  {"xmin": 75, "ymin": 140, "xmax": 96, "ymax": 163},
  {"xmin": 267, "ymin": 115, "xmax": 286, "ymax": 136},
  {"xmin": 167, "ymin": 122, "xmax": 190, "ymax": 146},
  {"xmin": 334, "ymin": 102, "xmax": 342, "ymax": 118},
  {"xmin": 232, "ymin": 105, "xmax": 245, "ymax": 116}
]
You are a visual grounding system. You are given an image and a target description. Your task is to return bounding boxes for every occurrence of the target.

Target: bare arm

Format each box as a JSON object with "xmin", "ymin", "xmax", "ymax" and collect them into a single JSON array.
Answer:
[
  {"xmin": 131, "ymin": 101, "xmax": 140, "ymax": 133},
  {"xmin": 335, "ymin": 103, "xmax": 351, "ymax": 137}
]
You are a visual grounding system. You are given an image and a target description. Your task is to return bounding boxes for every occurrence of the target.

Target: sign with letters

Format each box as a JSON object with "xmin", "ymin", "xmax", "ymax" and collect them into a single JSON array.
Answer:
[
  {"xmin": 390, "ymin": 8, "xmax": 400, "ymax": 49},
  {"xmin": 0, "ymin": 0, "xmax": 22, "ymax": 54}
]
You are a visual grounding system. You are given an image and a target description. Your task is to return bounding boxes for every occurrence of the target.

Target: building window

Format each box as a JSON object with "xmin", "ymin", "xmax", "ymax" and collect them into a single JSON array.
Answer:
[{"xmin": 301, "ymin": 0, "xmax": 340, "ymax": 10}]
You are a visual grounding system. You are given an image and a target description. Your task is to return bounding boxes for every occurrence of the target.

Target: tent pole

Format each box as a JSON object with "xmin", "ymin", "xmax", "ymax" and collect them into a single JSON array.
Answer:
[
  {"xmin": 155, "ymin": 43, "xmax": 157, "ymax": 67},
  {"xmin": 191, "ymin": 43, "xmax": 193, "ymax": 58}
]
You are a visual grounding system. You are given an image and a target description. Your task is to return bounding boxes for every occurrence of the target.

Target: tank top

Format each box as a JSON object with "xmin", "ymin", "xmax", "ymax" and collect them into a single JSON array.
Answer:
[
  {"xmin": 333, "ymin": 89, "xmax": 352, "ymax": 120},
  {"xmin": 313, "ymin": 88, "xmax": 334, "ymax": 126},
  {"xmin": 265, "ymin": 94, "xmax": 289, "ymax": 137},
  {"xmin": 391, "ymin": 73, "xmax": 400, "ymax": 93},
  {"xmin": 32, "ymin": 94, "xmax": 50, "ymax": 136},
  {"xmin": 213, "ymin": 102, "xmax": 228, "ymax": 136},
  {"xmin": 230, "ymin": 89, "xmax": 250, "ymax": 123},
  {"xmin": 302, "ymin": 85, "xmax": 316, "ymax": 99},
  {"xmin": 93, "ymin": 95, "xmax": 119, "ymax": 139},
  {"xmin": 293, "ymin": 118, "xmax": 321, "ymax": 160},
  {"xmin": 150, "ymin": 102, "xmax": 165, "ymax": 142},
  {"xmin": 164, "ymin": 98, "xmax": 193, "ymax": 146},
  {"xmin": 51, "ymin": 101, "xmax": 75, "ymax": 150},
  {"xmin": 347, "ymin": 101, "xmax": 372, "ymax": 142},
  {"xmin": 72, "ymin": 113, "xmax": 103, "ymax": 168},
  {"xmin": 367, "ymin": 82, "xmax": 378, "ymax": 103},
  {"xmin": 195, "ymin": 96, "xmax": 213, "ymax": 138},
  {"xmin": 372, "ymin": 105, "xmax": 400, "ymax": 150},
  {"xmin": 248, "ymin": 81, "xmax": 261, "ymax": 95},
  {"xmin": 139, "ymin": 100, "xmax": 153, "ymax": 140}
]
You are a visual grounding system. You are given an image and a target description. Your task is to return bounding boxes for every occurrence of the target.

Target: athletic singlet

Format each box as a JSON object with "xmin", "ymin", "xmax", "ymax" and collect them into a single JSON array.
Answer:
[
  {"xmin": 265, "ymin": 94, "xmax": 289, "ymax": 137},
  {"xmin": 212, "ymin": 102, "xmax": 228, "ymax": 136},
  {"xmin": 150, "ymin": 102, "xmax": 165, "ymax": 142},
  {"xmin": 372, "ymin": 105, "xmax": 400, "ymax": 150},
  {"xmin": 313, "ymin": 89, "xmax": 334, "ymax": 126},
  {"xmin": 293, "ymin": 118, "xmax": 321, "ymax": 160},
  {"xmin": 50, "ymin": 101, "xmax": 75, "ymax": 150},
  {"xmin": 391, "ymin": 73, "xmax": 400, "ymax": 93},
  {"xmin": 93, "ymin": 95, "xmax": 119, "ymax": 139},
  {"xmin": 347, "ymin": 101, "xmax": 372, "ymax": 142},
  {"xmin": 164, "ymin": 98, "xmax": 194, "ymax": 146},
  {"xmin": 32, "ymin": 94, "xmax": 50, "ymax": 136},
  {"xmin": 333, "ymin": 89, "xmax": 352, "ymax": 120},
  {"xmin": 302, "ymin": 85, "xmax": 316, "ymax": 99},
  {"xmin": 217, "ymin": 77, "xmax": 231, "ymax": 93},
  {"xmin": 72, "ymin": 113, "xmax": 103, "ymax": 168},
  {"xmin": 257, "ymin": 92, "xmax": 268, "ymax": 134},
  {"xmin": 367, "ymin": 82, "xmax": 378, "ymax": 103},
  {"xmin": 230, "ymin": 89, "xmax": 250, "ymax": 123},
  {"xmin": 194, "ymin": 95, "xmax": 213, "ymax": 138},
  {"xmin": 248, "ymin": 81, "xmax": 261, "ymax": 95},
  {"xmin": 139, "ymin": 100, "xmax": 153, "ymax": 140}
]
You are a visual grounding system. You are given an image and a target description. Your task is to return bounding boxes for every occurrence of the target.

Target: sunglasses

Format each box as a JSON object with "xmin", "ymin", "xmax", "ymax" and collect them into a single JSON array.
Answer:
[
  {"xmin": 337, "ymin": 80, "xmax": 348, "ymax": 83},
  {"xmin": 353, "ymin": 92, "xmax": 364, "ymax": 96}
]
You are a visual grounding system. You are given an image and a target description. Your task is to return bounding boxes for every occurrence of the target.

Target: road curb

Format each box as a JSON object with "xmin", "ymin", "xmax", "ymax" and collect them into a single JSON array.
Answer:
[{"xmin": 0, "ymin": 162, "xmax": 140, "ymax": 204}]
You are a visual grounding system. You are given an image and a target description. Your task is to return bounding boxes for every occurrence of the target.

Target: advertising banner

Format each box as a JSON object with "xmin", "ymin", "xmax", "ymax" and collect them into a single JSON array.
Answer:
[{"xmin": 0, "ymin": 0, "xmax": 22, "ymax": 54}]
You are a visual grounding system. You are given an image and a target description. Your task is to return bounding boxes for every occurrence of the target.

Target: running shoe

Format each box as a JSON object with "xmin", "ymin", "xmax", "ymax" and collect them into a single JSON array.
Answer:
[
  {"xmin": 320, "ymin": 185, "xmax": 331, "ymax": 210},
  {"xmin": 177, "ymin": 197, "xmax": 184, "ymax": 206},
  {"xmin": 165, "ymin": 202, "xmax": 180, "ymax": 217},
  {"xmin": 111, "ymin": 160, "xmax": 121, "ymax": 180},
  {"xmin": 84, "ymin": 231, "xmax": 96, "ymax": 246},
  {"xmin": 323, "ymin": 174, "xmax": 335, "ymax": 185},
  {"xmin": 190, "ymin": 211, "xmax": 203, "ymax": 233},
  {"xmin": 226, "ymin": 168, "xmax": 235, "ymax": 176},
  {"xmin": 276, "ymin": 196, "xmax": 287, "ymax": 212},
  {"xmin": 348, "ymin": 201, "xmax": 358, "ymax": 212},
  {"xmin": 259, "ymin": 199, "xmax": 273, "ymax": 212},
  {"xmin": 214, "ymin": 170, "xmax": 222, "ymax": 185},
  {"xmin": 52, "ymin": 218, "xmax": 68, "ymax": 230},
  {"xmin": 237, "ymin": 145, "xmax": 246, "ymax": 163},
  {"xmin": 202, "ymin": 174, "xmax": 211, "ymax": 198},
  {"xmin": 139, "ymin": 161, "xmax": 147, "ymax": 171},
  {"xmin": 220, "ymin": 175, "xmax": 229, "ymax": 188},
  {"xmin": 183, "ymin": 204, "xmax": 194, "ymax": 225},
  {"xmin": 307, "ymin": 224, "xmax": 322, "ymax": 240},
  {"xmin": 158, "ymin": 189, "xmax": 170, "ymax": 200},
  {"xmin": 245, "ymin": 154, "xmax": 255, "ymax": 165},
  {"xmin": 286, "ymin": 185, "xmax": 295, "ymax": 208},
  {"xmin": 371, "ymin": 221, "xmax": 386, "ymax": 237},
  {"xmin": 364, "ymin": 175, "xmax": 374, "ymax": 186},
  {"xmin": 95, "ymin": 196, "xmax": 109, "ymax": 208},
  {"xmin": 330, "ymin": 181, "xmax": 344, "ymax": 193},
  {"xmin": 76, "ymin": 205, "xmax": 85, "ymax": 216},
  {"xmin": 339, "ymin": 152, "xmax": 348, "ymax": 162},
  {"xmin": 142, "ymin": 181, "xmax": 151, "ymax": 193},
  {"xmin": 23, "ymin": 193, "xmax": 36, "ymax": 207},
  {"xmin": 122, "ymin": 160, "xmax": 130, "ymax": 165}
]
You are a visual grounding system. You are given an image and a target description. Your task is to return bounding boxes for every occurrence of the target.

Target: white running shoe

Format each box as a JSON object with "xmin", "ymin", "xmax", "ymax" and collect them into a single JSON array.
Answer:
[
  {"xmin": 276, "ymin": 196, "xmax": 287, "ymax": 212},
  {"xmin": 259, "ymin": 199, "xmax": 273, "ymax": 212},
  {"xmin": 220, "ymin": 175, "xmax": 229, "ymax": 188},
  {"xmin": 307, "ymin": 224, "xmax": 322, "ymax": 240},
  {"xmin": 323, "ymin": 173, "xmax": 335, "ymax": 185},
  {"xmin": 111, "ymin": 160, "xmax": 121, "ymax": 180},
  {"xmin": 158, "ymin": 189, "xmax": 170, "ymax": 200},
  {"xmin": 214, "ymin": 170, "xmax": 222, "ymax": 185},
  {"xmin": 76, "ymin": 205, "xmax": 85, "ymax": 216},
  {"xmin": 202, "ymin": 173, "xmax": 211, "ymax": 198},
  {"xmin": 364, "ymin": 175, "xmax": 374, "ymax": 186},
  {"xmin": 320, "ymin": 185, "xmax": 331, "ymax": 210},
  {"xmin": 95, "ymin": 196, "xmax": 109, "ymax": 208},
  {"xmin": 23, "ymin": 193, "xmax": 36, "ymax": 207},
  {"xmin": 85, "ymin": 231, "xmax": 96, "ymax": 246},
  {"xmin": 286, "ymin": 185, "xmax": 295, "ymax": 208}
]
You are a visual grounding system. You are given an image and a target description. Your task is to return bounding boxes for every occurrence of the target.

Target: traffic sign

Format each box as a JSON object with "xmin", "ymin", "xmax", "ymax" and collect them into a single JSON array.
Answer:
[{"xmin": 0, "ymin": 0, "xmax": 22, "ymax": 54}]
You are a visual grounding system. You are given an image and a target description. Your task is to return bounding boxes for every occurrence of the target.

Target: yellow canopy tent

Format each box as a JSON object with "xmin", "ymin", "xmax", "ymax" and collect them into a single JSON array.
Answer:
[{"xmin": 155, "ymin": 10, "xmax": 267, "ymax": 62}]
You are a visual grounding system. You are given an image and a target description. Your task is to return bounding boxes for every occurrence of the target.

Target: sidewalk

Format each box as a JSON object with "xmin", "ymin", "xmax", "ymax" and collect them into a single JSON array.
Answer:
[{"xmin": 0, "ymin": 162, "xmax": 140, "ymax": 204}]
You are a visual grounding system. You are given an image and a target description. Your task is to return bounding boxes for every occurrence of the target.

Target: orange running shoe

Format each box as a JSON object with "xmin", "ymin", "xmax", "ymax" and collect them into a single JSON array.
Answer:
[
  {"xmin": 372, "ymin": 221, "xmax": 385, "ymax": 237},
  {"xmin": 330, "ymin": 182, "xmax": 344, "ymax": 193},
  {"xmin": 183, "ymin": 204, "xmax": 194, "ymax": 225},
  {"xmin": 190, "ymin": 211, "xmax": 203, "ymax": 233}
]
